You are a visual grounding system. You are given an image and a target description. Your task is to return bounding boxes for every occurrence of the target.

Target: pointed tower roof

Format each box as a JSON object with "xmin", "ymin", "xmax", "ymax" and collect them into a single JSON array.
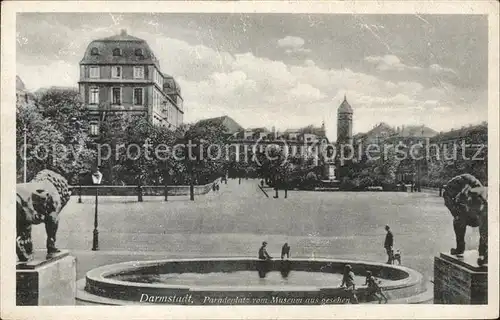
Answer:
[{"xmin": 338, "ymin": 94, "xmax": 353, "ymax": 114}]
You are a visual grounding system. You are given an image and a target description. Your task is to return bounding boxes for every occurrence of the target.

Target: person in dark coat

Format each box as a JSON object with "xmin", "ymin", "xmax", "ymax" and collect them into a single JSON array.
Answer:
[
  {"xmin": 258, "ymin": 241, "xmax": 272, "ymax": 260},
  {"xmin": 384, "ymin": 225, "xmax": 394, "ymax": 264},
  {"xmin": 281, "ymin": 243, "xmax": 290, "ymax": 260}
]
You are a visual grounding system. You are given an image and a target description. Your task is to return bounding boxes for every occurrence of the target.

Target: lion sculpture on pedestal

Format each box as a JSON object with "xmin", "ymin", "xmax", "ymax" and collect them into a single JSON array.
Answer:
[
  {"xmin": 443, "ymin": 174, "xmax": 488, "ymax": 266},
  {"xmin": 16, "ymin": 170, "xmax": 71, "ymax": 262}
]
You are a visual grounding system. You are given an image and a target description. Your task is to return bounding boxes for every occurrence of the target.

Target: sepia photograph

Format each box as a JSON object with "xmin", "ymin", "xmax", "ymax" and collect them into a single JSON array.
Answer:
[{"xmin": 1, "ymin": 1, "xmax": 499, "ymax": 319}]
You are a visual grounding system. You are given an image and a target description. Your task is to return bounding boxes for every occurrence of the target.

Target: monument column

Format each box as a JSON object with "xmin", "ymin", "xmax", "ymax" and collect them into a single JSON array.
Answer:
[{"xmin": 336, "ymin": 95, "xmax": 353, "ymax": 180}]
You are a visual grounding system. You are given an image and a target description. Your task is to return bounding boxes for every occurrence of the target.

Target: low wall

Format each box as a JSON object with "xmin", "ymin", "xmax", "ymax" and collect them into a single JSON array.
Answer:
[
  {"xmin": 79, "ymin": 258, "xmax": 425, "ymax": 305},
  {"xmin": 70, "ymin": 178, "xmax": 221, "ymax": 197},
  {"xmin": 106, "ymin": 259, "xmax": 409, "ymax": 281}
]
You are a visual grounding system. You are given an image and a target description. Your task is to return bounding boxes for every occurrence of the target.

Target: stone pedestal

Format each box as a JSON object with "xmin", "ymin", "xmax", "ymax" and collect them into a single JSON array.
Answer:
[
  {"xmin": 434, "ymin": 251, "xmax": 487, "ymax": 304},
  {"xmin": 16, "ymin": 250, "xmax": 76, "ymax": 306}
]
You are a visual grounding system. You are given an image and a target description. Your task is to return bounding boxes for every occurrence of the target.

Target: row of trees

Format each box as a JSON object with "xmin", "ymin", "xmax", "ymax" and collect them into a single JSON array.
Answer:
[
  {"xmin": 16, "ymin": 88, "xmax": 229, "ymax": 186},
  {"xmin": 17, "ymin": 88, "xmax": 487, "ymax": 188}
]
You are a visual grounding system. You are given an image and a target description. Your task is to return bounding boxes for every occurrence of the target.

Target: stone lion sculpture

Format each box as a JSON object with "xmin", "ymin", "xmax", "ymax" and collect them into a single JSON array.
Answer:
[
  {"xmin": 443, "ymin": 173, "xmax": 488, "ymax": 266},
  {"xmin": 16, "ymin": 170, "xmax": 71, "ymax": 262}
]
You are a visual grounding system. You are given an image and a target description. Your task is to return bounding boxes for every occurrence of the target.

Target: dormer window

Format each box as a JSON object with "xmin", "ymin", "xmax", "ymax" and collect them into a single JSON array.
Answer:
[
  {"xmin": 90, "ymin": 47, "xmax": 99, "ymax": 55},
  {"xmin": 113, "ymin": 48, "xmax": 122, "ymax": 56},
  {"xmin": 135, "ymin": 48, "xmax": 143, "ymax": 56}
]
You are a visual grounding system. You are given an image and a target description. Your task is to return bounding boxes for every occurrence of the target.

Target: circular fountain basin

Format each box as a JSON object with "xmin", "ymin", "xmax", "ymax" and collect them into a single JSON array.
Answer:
[{"xmin": 77, "ymin": 258, "xmax": 432, "ymax": 305}]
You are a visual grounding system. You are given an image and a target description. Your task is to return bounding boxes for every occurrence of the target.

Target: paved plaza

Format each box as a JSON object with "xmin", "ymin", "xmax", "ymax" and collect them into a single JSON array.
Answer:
[{"xmin": 32, "ymin": 179, "xmax": 479, "ymax": 282}]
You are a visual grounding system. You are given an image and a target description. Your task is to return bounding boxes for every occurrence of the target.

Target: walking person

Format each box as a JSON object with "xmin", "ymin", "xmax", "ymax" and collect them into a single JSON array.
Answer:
[
  {"xmin": 384, "ymin": 225, "xmax": 394, "ymax": 264},
  {"xmin": 340, "ymin": 265, "xmax": 359, "ymax": 304},
  {"xmin": 364, "ymin": 271, "xmax": 388, "ymax": 303}
]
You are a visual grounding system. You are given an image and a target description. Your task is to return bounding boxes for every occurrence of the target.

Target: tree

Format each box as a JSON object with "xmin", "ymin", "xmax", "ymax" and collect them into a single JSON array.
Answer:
[
  {"xmin": 16, "ymin": 88, "xmax": 96, "ymax": 184},
  {"xmin": 36, "ymin": 88, "xmax": 88, "ymax": 143},
  {"xmin": 112, "ymin": 115, "xmax": 160, "ymax": 185},
  {"xmin": 183, "ymin": 121, "xmax": 229, "ymax": 184},
  {"xmin": 110, "ymin": 118, "xmax": 229, "ymax": 187},
  {"xmin": 17, "ymin": 103, "xmax": 63, "ymax": 182}
]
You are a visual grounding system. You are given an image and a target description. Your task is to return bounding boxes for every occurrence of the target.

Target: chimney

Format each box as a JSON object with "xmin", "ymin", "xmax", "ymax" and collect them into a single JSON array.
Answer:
[{"xmin": 120, "ymin": 29, "xmax": 127, "ymax": 36}]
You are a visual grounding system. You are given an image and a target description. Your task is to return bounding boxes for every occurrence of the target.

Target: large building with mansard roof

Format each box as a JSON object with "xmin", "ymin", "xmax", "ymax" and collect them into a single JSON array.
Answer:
[{"xmin": 79, "ymin": 29, "xmax": 184, "ymax": 136}]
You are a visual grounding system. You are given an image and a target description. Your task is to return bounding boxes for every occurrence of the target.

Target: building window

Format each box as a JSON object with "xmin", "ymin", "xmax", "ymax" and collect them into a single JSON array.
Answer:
[
  {"xmin": 90, "ymin": 47, "xmax": 99, "ymax": 55},
  {"xmin": 89, "ymin": 87, "xmax": 99, "ymax": 105},
  {"xmin": 89, "ymin": 66, "xmax": 100, "ymax": 78},
  {"xmin": 111, "ymin": 87, "xmax": 121, "ymax": 105},
  {"xmin": 133, "ymin": 88, "xmax": 144, "ymax": 105},
  {"xmin": 113, "ymin": 48, "xmax": 122, "ymax": 56},
  {"xmin": 135, "ymin": 48, "xmax": 143, "ymax": 56},
  {"xmin": 133, "ymin": 66, "xmax": 144, "ymax": 79},
  {"xmin": 89, "ymin": 122, "xmax": 100, "ymax": 136},
  {"xmin": 111, "ymin": 66, "xmax": 122, "ymax": 79},
  {"xmin": 155, "ymin": 70, "xmax": 163, "ymax": 88}
]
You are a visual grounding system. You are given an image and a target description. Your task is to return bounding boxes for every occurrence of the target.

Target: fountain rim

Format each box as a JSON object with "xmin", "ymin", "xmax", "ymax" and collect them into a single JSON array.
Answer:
[{"xmin": 85, "ymin": 257, "xmax": 423, "ymax": 291}]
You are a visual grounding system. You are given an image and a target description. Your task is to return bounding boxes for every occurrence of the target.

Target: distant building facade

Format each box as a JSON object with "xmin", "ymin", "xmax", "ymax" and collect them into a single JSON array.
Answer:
[
  {"xmin": 196, "ymin": 116, "xmax": 244, "ymax": 136},
  {"xmin": 429, "ymin": 123, "xmax": 488, "ymax": 161},
  {"xmin": 354, "ymin": 123, "xmax": 438, "ymax": 146},
  {"xmin": 79, "ymin": 29, "xmax": 183, "ymax": 136}
]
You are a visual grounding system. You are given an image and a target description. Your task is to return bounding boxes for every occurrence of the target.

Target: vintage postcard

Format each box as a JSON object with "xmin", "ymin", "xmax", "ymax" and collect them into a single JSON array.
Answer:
[{"xmin": 1, "ymin": 1, "xmax": 499, "ymax": 319}]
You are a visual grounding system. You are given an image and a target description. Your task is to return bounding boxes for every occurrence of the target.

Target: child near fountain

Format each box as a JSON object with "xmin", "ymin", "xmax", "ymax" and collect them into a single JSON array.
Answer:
[
  {"xmin": 364, "ymin": 271, "xmax": 388, "ymax": 304},
  {"xmin": 340, "ymin": 265, "xmax": 359, "ymax": 304}
]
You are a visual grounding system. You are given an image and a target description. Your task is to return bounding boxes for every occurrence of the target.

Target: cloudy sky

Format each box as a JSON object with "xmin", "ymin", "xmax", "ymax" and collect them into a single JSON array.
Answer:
[{"xmin": 17, "ymin": 13, "xmax": 488, "ymax": 140}]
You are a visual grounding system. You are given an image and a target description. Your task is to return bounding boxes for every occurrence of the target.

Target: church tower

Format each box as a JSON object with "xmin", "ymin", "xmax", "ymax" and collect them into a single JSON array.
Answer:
[{"xmin": 336, "ymin": 95, "xmax": 353, "ymax": 145}]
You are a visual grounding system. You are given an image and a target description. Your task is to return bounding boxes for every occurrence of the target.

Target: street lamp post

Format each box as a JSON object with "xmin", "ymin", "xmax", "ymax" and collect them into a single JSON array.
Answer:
[
  {"xmin": 23, "ymin": 124, "xmax": 28, "ymax": 183},
  {"xmin": 70, "ymin": 117, "xmax": 84, "ymax": 203},
  {"xmin": 167, "ymin": 166, "xmax": 168, "ymax": 201},
  {"xmin": 137, "ymin": 178, "xmax": 143, "ymax": 202},
  {"xmin": 189, "ymin": 168, "xmax": 195, "ymax": 201},
  {"xmin": 189, "ymin": 143, "xmax": 197, "ymax": 201},
  {"xmin": 78, "ymin": 177, "xmax": 83, "ymax": 203},
  {"xmin": 91, "ymin": 168, "xmax": 103, "ymax": 251},
  {"xmin": 284, "ymin": 168, "xmax": 288, "ymax": 199}
]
